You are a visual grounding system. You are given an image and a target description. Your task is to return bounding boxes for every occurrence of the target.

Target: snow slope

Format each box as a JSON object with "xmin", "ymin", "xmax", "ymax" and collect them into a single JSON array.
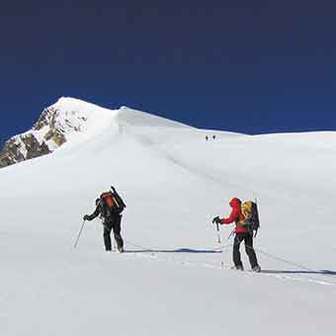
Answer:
[{"xmin": 1, "ymin": 98, "xmax": 335, "ymax": 336}]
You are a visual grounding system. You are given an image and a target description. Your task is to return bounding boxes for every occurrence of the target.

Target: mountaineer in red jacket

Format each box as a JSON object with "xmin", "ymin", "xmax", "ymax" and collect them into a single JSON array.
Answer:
[{"xmin": 213, "ymin": 197, "xmax": 260, "ymax": 272}]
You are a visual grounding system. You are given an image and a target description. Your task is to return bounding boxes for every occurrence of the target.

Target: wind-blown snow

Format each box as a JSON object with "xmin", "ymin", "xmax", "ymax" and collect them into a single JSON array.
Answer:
[{"xmin": 0, "ymin": 98, "xmax": 335, "ymax": 336}]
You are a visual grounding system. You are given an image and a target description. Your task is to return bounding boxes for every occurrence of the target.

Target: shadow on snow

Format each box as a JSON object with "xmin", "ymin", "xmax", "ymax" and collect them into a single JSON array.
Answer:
[
  {"xmin": 261, "ymin": 269, "xmax": 336, "ymax": 276},
  {"xmin": 125, "ymin": 248, "xmax": 221, "ymax": 254},
  {"xmin": 124, "ymin": 249, "xmax": 336, "ymax": 276}
]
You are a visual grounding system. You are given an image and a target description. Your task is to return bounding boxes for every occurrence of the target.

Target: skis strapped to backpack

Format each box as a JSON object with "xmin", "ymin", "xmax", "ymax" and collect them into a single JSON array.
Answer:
[{"xmin": 241, "ymin": 200, "xmax": 260, "ymax": 237}]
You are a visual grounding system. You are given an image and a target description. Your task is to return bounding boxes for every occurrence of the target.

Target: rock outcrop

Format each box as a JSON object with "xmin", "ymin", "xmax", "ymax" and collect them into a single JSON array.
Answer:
[{"xmin": 0, "ymin": 100, "xmax": 88, "ymax": 168}]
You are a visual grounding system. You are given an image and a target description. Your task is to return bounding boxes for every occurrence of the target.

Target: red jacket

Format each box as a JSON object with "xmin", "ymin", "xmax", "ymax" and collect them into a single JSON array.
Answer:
[{"xmin": 220, "ymin": 198, "xmax": 248, "ymax": 233}]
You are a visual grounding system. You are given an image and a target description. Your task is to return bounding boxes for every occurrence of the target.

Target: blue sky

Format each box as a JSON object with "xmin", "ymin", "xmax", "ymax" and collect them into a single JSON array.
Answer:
[{"xmin": 1, "ymin": 0, "xmax": 336, "ymax": 143}]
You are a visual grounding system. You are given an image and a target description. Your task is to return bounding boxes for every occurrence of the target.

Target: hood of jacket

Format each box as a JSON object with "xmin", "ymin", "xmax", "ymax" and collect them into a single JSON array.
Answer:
[{"xmin": 229, "ymin": 197, "xmax": 241, "ymax": 209}]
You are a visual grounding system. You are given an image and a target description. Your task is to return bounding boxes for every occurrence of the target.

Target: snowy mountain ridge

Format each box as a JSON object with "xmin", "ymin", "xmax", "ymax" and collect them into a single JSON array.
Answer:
[{"xmin": 0, "ymin": 97, "xmax": 191, "ymax": 168}]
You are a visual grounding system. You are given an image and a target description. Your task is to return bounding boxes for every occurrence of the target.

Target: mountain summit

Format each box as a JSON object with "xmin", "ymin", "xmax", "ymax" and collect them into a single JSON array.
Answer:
[{"xmin": 0, "ymin": 97, "xmax": 188, "ymax": 168}]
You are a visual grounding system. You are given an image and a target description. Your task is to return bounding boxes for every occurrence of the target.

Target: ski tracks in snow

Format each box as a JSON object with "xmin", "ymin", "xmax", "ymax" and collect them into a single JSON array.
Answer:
[{"xmin": 118, "ymin": 244, "xmax": 336, "ymax": 288}]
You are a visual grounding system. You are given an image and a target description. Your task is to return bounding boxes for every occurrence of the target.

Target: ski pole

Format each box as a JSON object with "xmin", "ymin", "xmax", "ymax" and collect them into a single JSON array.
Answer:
[
  {"xmin": 227, "ymin": 229, "xmax": 235, "ymax": 240},
  {"xmin": 74, "ymin": 220, "xmax": 86, "ymax": 248},
  {"xmin": 216, "ymin": 222, "xmax": 221, "ymax": 244},
  {"xmin": 215, "ymin": 222, "xmax": 225, "ymax": 268}
]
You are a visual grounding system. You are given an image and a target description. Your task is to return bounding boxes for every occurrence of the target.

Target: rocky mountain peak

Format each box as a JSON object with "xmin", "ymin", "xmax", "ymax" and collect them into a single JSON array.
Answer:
[{"xmin": 0, "ymin": 98, "xmax": 90, "ymax": 168}]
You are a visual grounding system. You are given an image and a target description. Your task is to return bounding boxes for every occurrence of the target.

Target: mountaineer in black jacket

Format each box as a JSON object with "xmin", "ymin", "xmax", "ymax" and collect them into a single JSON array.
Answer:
[{"xmin": 83, "ymin": 187, "xmax": 125, "ymax": 252}]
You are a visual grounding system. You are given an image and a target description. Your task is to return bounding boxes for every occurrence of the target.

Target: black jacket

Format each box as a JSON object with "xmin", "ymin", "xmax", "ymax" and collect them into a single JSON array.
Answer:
[
  {"xmin": 87, "ymin": 202, "xmax": 119, "ymax": 221},
  {"xmin": 87, "ymin": 190, "xmax": 126, "ymax": 221}
]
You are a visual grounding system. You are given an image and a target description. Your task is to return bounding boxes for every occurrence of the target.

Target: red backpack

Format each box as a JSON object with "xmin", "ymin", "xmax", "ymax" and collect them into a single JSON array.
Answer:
[{"xmin": 100, "ymin": 191, "xmax": 125, "ymax": 214}]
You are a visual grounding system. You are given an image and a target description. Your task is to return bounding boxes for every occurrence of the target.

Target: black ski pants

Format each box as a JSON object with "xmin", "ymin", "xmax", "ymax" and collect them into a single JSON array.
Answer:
[
  {"xmin": 233, "ymin": 232, "xmax": 259, "ymax": 269},
  {"xmin": 103, "ymin": 215, "xmax": 124, "ymax": 251}
]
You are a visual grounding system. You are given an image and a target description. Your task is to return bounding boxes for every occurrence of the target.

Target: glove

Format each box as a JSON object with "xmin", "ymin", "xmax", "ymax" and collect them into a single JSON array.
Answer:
[
  {"xmin": 83, "ymin": 215, "xmax": 89, "ymax": 221},
  {"xmin": 212, "ymin": 216, "xmax": 221, "ymax": 224}
]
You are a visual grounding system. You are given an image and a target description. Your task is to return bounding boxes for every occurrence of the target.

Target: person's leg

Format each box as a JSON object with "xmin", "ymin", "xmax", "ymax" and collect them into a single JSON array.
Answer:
[
  {"xmin": 244, "ymin": 233, "xmax": 259, "ymax": 269},
  {"xmin": 233, "ymin": 233, "xmax": 243, "ymax": 269},
  {"xmin": 103, "ymin": 225, "xmax": 112, "ymax": 251},
  {"xmin": 112, "ymin": 215, "xmax": 124, "ymax": 251}
]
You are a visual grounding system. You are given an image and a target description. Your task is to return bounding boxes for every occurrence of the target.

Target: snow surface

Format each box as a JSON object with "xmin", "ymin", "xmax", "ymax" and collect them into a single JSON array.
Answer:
[{"xmin": 1, "ymin": 98, "xmax": 335, "ymax": 335}]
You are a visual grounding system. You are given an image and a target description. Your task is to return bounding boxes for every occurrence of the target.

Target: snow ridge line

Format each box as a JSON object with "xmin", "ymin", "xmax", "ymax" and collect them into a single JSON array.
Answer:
[{"xmin": 121, "ymin": 127, "xmax": 250, "ymax": 195}]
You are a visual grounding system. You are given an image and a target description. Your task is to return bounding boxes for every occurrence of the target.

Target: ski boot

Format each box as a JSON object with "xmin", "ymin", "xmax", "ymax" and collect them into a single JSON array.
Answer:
[{"xmin": 252, "ymin": 265, "xmax": 261, "ymax": 273}]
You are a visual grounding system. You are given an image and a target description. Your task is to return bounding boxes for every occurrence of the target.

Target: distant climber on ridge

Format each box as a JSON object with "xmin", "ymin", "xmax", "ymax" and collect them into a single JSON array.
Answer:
[
  {"xmin": 212, "ymin": 197, "xmax": 261, "ymax": 272},
  {"xmin": 83, "ymin": 186, "xmax": 126, "ymax": 252}
]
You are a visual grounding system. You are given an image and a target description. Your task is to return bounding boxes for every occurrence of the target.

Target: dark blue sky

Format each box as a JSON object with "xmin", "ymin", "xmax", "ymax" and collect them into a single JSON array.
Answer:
[{"xmin": 1, "ymin": 0, "xmax": 336, "ymax": 141}]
